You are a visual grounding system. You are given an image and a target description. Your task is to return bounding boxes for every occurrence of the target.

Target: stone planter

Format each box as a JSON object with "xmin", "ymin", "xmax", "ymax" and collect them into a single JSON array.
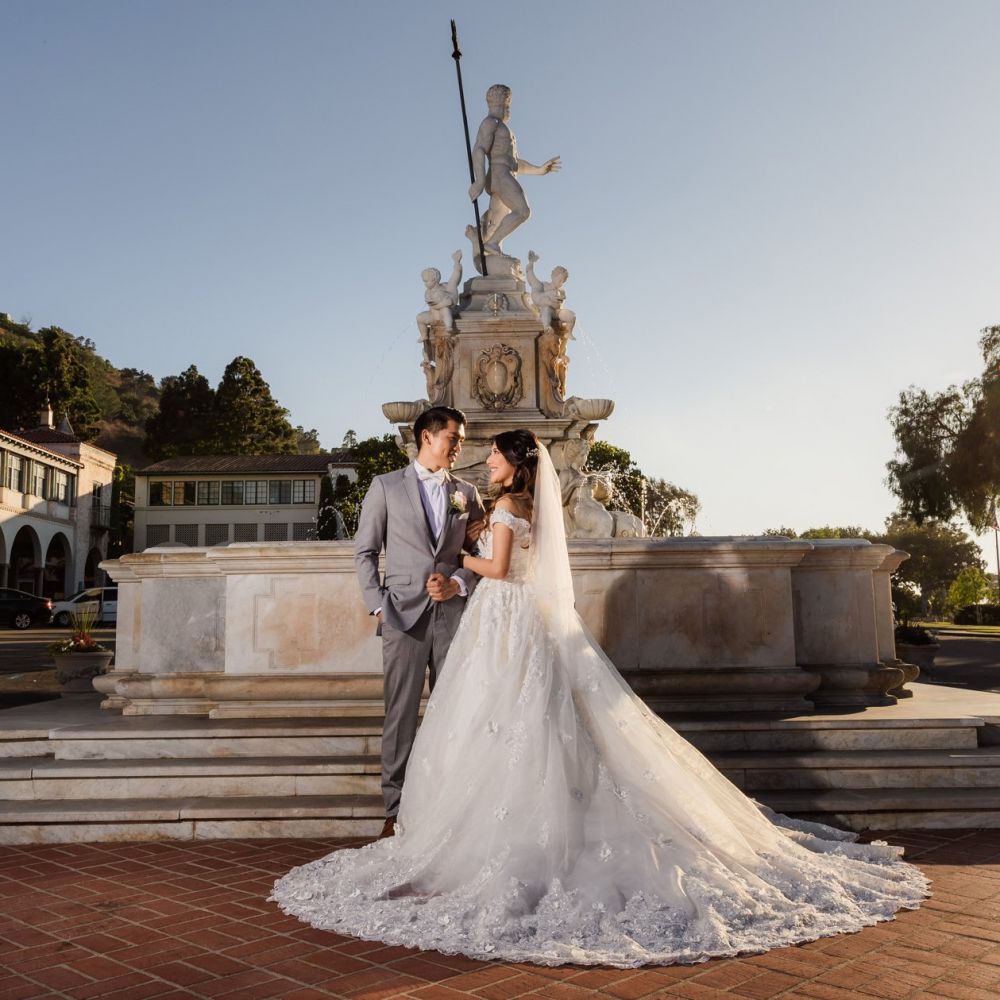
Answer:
[
  {"xmin": 53, "ymin": 650, "xmax": 114, "ymax": 693},
  {"xmin": 895, "ymin": 642, "xmax": 940, "ymax": 675}
]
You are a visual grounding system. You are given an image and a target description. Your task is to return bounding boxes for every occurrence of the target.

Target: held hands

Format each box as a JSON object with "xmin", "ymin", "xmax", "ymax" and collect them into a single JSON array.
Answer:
[
  {"xmin": 527, "ymin": 250, "xmax": 539, "ymax": 264},
  {"xmin": 427, "ymin": 573, "xmax": 460, "ymax": 602},
  {"xmin": 469, "ymin": 179, "xmax": 486, "ymax": 201}
]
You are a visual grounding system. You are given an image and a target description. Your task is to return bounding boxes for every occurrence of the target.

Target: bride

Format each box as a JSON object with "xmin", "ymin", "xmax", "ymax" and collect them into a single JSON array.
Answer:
[{"xmin": 271, "ymin": 430, "xmax": 929, "ymax": 967}]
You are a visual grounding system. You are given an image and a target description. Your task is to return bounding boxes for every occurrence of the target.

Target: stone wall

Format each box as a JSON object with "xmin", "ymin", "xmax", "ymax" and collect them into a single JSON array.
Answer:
[{"xmin": 98, "ymin": 537, "xmax": 907, "ymax": 718}]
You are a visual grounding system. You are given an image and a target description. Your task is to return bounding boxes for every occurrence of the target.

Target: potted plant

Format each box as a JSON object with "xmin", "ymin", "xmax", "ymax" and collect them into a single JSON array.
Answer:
[
  {"xmin": 48, "ymin": 608, "xmax": 114, "ymax": 693},
  {"xmin": 894, "ymin": 623, "xmax": 940, "ymax": 673}
]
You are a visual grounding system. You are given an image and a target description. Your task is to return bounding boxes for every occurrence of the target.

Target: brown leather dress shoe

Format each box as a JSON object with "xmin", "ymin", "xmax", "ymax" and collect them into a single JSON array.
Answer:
[{"xmin": 378, "ymin": 816, "xmax": 396, "ymax": 840}]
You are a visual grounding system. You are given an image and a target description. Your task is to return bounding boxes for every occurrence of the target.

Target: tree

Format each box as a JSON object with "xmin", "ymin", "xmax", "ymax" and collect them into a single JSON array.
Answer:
[
  {"xmin": 108, "ymin": 464, "xmax": 135, "ymax": 557},
  {"xmin": 762, "ymin": 525, "xmax": 873, "ymax": 539},
  {"xmin": 946, "ymin": 565, "xmax": 995, "ymax": 613},
  {"xmin": 0, "ymin": 329, "xmax": 42, "ymax": 429},
  {"xmin": 213, "ymin": 356, "xmax": 297, "ymax": 455},
  {"xmin": 332, "ymin": 435, "xmax": 409, "ymax": 537},
  {"xmin": 586, "ymin": 441, "xmax": 699, "ymax": 536},
  {"xmin": 0, "ymin": 320, "xmax": 100, "ymax": 438},
  {"xmin": 295, "ymin": 426, "xmax": 322, "ymax": 454},
  {"xmin": 341, "ymin": 429, "xmax": 358, "ymax": 449},
  {"xmin": 144, "ymin": 365, "xmax": 216, "ymax": 460},
  {"xmin": 875, "ymin": 515, "xmax": 984, "ymax": 617},
  {"xmin": 887, "ymin": 325, "xmax": 1000, "ymax": 531},
  {"xmin": 760, "ymin": 518, "xmax": 983, "ymax": 617},
  {"xmin": 37, "ymin": 328, "xmax": 101, "ymax": 439}
]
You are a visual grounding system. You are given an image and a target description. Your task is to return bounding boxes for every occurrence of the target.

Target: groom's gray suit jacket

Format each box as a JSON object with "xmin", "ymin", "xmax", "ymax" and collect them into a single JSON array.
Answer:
[{"xmin": 354, "ymin": 464, "xmax": 485, "ymax": 632}]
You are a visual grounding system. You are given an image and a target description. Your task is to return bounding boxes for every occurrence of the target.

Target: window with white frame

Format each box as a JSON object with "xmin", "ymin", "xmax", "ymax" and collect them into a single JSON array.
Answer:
[
  {"xmin": 268, "ymin": 480, "xmax": 292, "ymax": 504},
  {"xmin": 197, "ymin": 481, "xmax": 220, "ymax": 505},
  {"xmin": 244, "ymin": 480, "xmax": 268, "ymax": 505},
  {"xmin": 173, "ymin": 481, "xmax": 196, "ymax": 506},
  {"xmin": 4, "ymin": 454, "xmax": 24, "ymax": 492},
  {"xmin": 220, "ymin": 480, "xmax": 244, "ymax": 505},
  {"xmin": 52, "ymin": 469, "xmax": 71, "ymax": 503},
  {"xmin": 292, "ymin": 480, "xmax": 316, "ymax": 504},
  {"xmin": 149, "ymin": 481, "xmax": 172, "ymax": 505},
  {"xmin": 30, "ymin": 462, "xmax": 47, "ymax": 497}
]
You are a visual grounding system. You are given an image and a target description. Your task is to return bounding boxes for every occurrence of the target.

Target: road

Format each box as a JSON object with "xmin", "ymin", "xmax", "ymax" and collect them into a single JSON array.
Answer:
[
  {"xmin": 0, "ymin": 626, "xmax": 117, "ymax": 676},
  {"xmin": 922, "ymin": 632, "xmax": 1000, "ymax": 693}
]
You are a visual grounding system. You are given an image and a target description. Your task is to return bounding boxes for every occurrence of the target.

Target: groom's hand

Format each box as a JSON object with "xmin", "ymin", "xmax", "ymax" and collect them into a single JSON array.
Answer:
[{"xmin": 427, "ymin": 573, "xmax": 459, "ymax": 602}]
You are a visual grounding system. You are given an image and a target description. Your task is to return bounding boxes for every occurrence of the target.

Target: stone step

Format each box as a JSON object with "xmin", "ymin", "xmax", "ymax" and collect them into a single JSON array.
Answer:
[
  {"xmin": 44, "ymin": 715, "xmax": 982, "ymax": 760},
  {"xmin": 3, "ymin": 785, "xmax": 998, "ymax": 844},
  {"xmin": 52, "ymin": 734, "xmax": 381, "ymax": 760},
  {"xmin": 0, "ymin": 794, "xmax": 384, "ymax": 845},
  {"xmin": 0, "ymin": 740, "xmax": 53, "ymax": 759},
  {"xmin": 682, "ymin": 723, "xmax": 980, "ymax": 753},
  {"xmin": 762, "ymin": 787, "xmax": 1000, "ymax": 829},
  {"xmin": 49, "ymin": 716, "xmax": 385, "ymax": 760},
  {"xmin": 717, "ymin": 747, "xmax": 1000, "ymax": 790},
  {"xmin": 0, "ymin": 755, "xmax": 382, "ymax": 801}
]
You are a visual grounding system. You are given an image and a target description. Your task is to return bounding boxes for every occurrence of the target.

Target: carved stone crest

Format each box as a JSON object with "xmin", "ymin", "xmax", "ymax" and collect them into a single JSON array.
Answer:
[
  {"xmin": 484, "ymin": 292, "xmax": 508, "ymax": 316},
  {"xmin": 473, "ymin": 344, "xmax": 523, "ymax": 411}
]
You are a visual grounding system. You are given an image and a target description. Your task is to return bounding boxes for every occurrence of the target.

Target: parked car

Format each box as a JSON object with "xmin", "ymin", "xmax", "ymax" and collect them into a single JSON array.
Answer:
[
  {"xmin": 51, "ymin": 586, "xmax": 119, "ymax": 627},
  {"xmin": 954, "ymin": 604, "xmax": 1000, "ymax": 626},
  {"xmin": 0, "ymin": 589, "xmax": 54, "ymax": 629}
]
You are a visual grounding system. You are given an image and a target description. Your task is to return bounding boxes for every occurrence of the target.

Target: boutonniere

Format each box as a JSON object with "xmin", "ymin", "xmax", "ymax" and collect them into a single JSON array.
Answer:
[{"xmin": 448, "ymin": 492, "xmax": 468, "ymax": 515}]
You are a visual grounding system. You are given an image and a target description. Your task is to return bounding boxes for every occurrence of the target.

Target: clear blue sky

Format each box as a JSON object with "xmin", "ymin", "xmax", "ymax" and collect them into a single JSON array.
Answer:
[{"xmin": 3, "ymin": 0, "xmax": 999, "ymax": 553}]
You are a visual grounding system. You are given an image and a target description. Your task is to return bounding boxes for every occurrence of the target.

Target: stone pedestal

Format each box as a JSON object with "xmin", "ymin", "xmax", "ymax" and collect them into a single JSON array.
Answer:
[
  {"xmin": 875, "ymin": 549, "xmax": 920, "ymax": 698},
  {"xmin": 792, "ymin": 540, "xmax": 902, "ymax": 708},
  {"xmin": 392, "ymin": 272, "xmax": 613, "ymax": 512}
]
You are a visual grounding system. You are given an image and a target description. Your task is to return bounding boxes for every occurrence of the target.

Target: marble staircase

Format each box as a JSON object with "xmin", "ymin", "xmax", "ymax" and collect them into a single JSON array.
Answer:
[{"xmin": 2, "ymin": 687, "xmax": 1000, "ymax": 843}]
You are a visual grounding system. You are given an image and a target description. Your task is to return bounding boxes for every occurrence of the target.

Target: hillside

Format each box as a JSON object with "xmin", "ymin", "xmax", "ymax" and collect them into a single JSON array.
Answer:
[{"xmin": 1, "ymin": 312, "xmax": 319, "ymax": 466}]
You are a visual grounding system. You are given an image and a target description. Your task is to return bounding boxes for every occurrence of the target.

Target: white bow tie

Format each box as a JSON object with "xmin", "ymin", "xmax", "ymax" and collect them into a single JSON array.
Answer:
[{"xmin": 416, "ymin": 467, "xmax": 447, "ymax": 485}]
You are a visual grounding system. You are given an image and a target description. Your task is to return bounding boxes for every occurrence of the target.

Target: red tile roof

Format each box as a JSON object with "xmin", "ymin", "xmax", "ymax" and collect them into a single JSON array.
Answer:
[
  {"xmin": 0, "ymin": 429, "xmax": 82, "ymax": 467},
  {"xmin": 137, "ymin": 452, "xmax": 354, "ymax": 475}
]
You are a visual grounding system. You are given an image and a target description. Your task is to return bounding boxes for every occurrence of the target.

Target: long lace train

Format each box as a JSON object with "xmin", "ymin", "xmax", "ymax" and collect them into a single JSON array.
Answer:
[{"xmin": 271, "ymin": 508, "xmax": 928, "ymax": 966}]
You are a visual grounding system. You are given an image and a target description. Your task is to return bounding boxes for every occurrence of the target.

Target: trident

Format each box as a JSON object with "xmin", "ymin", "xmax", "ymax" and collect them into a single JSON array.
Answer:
[{"xmin": 450, "ymin": 20, "xmax": 488, "ymax": 275}]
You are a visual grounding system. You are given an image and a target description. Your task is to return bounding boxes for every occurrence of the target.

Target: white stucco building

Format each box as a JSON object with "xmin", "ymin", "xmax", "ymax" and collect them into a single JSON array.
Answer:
[
  {"xmin": 133, "ymin": 452, "xmax": 356, "ymax": 551},
  {"xmin": 0, "ymin": 411, "xmax": 117, "ymax": 598}
]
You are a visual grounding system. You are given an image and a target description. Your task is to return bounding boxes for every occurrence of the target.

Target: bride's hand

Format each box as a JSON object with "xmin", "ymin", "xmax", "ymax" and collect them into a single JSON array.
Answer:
[{"xmin": 465, "ymin": 517, "xmax": 486, "ymax": 549}]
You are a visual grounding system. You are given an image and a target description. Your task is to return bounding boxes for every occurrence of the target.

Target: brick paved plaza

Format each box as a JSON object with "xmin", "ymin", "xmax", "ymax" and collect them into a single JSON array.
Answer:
[{"xmin": 1, "ymin": 829, "xmax": 999, "ymax": 1000}]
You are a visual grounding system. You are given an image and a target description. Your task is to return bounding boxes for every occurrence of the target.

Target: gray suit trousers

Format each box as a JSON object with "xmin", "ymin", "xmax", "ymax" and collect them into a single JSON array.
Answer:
[{"xmin": 380, "ymin": 600, "xmax": 461, "ymax": 816}]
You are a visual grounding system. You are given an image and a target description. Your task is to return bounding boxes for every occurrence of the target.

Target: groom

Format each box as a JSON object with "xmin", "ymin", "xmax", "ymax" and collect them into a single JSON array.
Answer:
[{"xmin": 354, "ymin": 406, "xmax": 485, "ymax": 839}]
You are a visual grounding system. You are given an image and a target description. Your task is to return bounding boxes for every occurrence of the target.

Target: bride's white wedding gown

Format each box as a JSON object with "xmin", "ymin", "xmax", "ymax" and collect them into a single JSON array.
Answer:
[{"xmin": 271, "ymin": 507, "xmax": 929, "ymax": 967}]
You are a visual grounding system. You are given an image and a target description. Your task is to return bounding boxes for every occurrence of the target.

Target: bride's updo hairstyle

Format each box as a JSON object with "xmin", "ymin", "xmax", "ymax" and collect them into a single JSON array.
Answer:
[{"xmin": 492, "ymin": 429, "xmax": 540, "ymax": 504}]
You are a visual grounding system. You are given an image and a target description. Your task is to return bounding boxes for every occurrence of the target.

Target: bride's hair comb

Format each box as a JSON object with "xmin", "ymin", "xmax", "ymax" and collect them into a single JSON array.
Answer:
[{"xmin": 525, "ymin": 448, "xmax": 539, "ymax": 458}]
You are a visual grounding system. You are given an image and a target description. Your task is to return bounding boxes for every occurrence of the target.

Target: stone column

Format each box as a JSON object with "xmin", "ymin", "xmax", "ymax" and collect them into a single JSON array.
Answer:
[
  {"xmin": 874, "ymin": 549, "xmax": 920, "ymax": 698},
  {"xmin": 792, "ymin": 541, "xmax": 905, "ymax": 708}
]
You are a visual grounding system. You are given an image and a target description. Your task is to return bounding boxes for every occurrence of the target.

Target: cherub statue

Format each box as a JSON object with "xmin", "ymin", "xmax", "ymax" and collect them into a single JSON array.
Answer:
[
  {"xmin": 416, "ymin": 251, "xmax": 462, "ymax": 366},
  {"xmin": 526, "ymin": 251, "xmax": 576, "ymax": 339}
]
